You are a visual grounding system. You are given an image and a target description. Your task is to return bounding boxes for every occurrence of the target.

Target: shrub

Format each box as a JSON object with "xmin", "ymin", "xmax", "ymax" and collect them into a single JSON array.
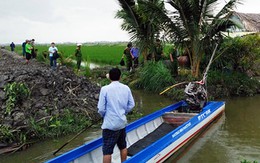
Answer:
[
  {"xmin": 207, "ymin": 70, "xmax": 259, "ymax": 98},
  {"xmin": 29, "ymin": 108, "xmax": 92, "ymax": 138},
  {"xmin": 135, "ymin": 61, "xmax": 174, "ymax": 92},
  {"xmin": 213, "ymin": 35, "xmax": 260, "ymax": 75}
]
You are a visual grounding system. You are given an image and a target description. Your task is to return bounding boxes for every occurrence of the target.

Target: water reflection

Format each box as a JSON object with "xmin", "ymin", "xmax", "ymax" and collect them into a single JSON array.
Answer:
[
  {"xmin": 72, "ymin": 60, "xmax": 102, "ymax": 69},
  {"xmin": 132, "ymin": 89, "xmax": 174, "ymax": 115}
]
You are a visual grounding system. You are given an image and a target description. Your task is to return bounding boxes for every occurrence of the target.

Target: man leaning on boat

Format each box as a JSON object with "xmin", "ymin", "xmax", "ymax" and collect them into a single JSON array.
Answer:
[{"xmin": 98, "ymin": 68, "xmax": 135, "ymax": 163}]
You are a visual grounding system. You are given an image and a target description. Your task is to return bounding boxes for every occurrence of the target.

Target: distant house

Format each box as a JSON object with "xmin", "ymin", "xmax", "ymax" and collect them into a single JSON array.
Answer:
[{"xmin": 225, "ymin": 12, "xmax": 260, "ymax": 37}]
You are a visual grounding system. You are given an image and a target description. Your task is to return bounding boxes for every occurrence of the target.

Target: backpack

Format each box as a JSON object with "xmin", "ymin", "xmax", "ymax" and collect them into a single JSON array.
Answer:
[{"xmin": 53, "ymin": 51, "xmax": 59, "ymax": 59}]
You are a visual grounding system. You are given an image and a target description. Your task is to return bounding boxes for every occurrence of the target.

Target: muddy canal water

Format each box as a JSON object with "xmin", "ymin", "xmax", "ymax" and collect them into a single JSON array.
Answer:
[{"xmin": 1, "ymin": 92, "xmax": 259, "ymax": 163}]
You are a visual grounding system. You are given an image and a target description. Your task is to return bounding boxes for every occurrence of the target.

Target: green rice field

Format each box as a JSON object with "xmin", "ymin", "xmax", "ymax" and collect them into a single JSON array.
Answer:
[
  {"xmin": 13, "ymin": 43, "xmax": 128, "ymax": 65},
  {"xmin": 9, "ymin": 43, "xmax": 173, "ymax": 65}
]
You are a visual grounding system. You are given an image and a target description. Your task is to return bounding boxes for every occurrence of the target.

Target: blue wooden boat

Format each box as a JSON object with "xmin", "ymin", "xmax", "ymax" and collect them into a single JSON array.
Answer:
[{"xmin": 45, "ymin": 101, "xmax": 225, "ymax": 163}]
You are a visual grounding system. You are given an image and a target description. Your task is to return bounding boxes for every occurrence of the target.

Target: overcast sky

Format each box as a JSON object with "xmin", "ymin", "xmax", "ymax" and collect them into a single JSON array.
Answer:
[{"xmin": 0, "ymin": 0, "xmax": 259, "ymax": 44}]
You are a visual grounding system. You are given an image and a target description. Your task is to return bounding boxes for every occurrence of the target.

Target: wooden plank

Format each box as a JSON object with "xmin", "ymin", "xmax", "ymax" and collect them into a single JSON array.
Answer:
[{"xmin": 162, "ymin": 112, "xmax": 197, "ymax": 125}]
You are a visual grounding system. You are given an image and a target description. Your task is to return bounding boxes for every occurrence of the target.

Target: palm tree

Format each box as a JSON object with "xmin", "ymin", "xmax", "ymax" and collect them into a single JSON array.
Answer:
[
  {"xmin": 143, "ymin": 0, "xmax": 240, "ymax": 77},
  {"xmin": 115, "ymin": 0, "xmax": 166, "ymax": 61}
]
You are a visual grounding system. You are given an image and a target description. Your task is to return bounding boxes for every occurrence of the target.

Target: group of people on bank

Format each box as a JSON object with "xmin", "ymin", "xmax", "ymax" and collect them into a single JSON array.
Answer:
[
  {"xmin": 14, "ymin": 40, "xmax": 83, "ymax": 71},
  {"xmin": 21, "ymin": 39, "xmax": 36, "ymax": 64},
  {"xmin": 122, "ymin": 39, "xmax": 165, "ymax": 72},
  {"xmin": 48, "ymin": 42, "xmax": 82, "ymax": 71},
  {"xmin": 122, "ymin": 42, "xmax": 140, "ymax": 72},
  {"xmin": 122, "ymin": 39, "xmax": 178, "ymax": 76}
]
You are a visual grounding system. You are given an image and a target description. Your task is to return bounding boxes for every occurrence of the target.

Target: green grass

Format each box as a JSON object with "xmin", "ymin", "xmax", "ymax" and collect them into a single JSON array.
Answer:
[{"xmin": 14, "ymin": 43, "xmax": 127, "ymax": 65}]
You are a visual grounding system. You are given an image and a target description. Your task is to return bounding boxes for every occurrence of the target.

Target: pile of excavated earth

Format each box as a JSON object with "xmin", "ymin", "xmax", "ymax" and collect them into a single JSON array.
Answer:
[{"xmin": 0, "ymin": 49, "xmax": 100, "ymax": 131}]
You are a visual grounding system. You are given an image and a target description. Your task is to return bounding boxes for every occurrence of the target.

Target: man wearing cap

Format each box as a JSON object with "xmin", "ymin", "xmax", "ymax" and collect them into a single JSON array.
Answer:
[{"xmin": 75, "ymin": 43, "xmax": 82, "ymax": 71}]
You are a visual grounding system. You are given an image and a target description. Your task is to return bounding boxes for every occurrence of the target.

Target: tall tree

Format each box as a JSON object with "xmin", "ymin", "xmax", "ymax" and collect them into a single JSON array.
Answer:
[
  {"xmin": 115, "ymin": 0, "xmax": 166, "ymax": 61},
  {"xmin": 142, "ymin": 0, "xmax": 240, "ymax": 77}
]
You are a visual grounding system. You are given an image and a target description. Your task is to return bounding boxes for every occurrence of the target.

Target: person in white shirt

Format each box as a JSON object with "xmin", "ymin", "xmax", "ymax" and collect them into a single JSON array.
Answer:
[
  {"xmin": 98, "ymin": 68, "xmax": 135, "ymax": 163},
  {"xmin": 48, "ymin": 42, "xmax": 58, "ymax": 70}
]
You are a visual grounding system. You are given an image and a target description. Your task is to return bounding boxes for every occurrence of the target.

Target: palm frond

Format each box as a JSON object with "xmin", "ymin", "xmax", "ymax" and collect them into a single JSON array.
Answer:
[
  {"xmin": 116, "ymin": 0, "xmax": 139, "ymax": 28},
  {"xmin": 215, "ymin": 0, "xmax": 241, "ymax": 19}
]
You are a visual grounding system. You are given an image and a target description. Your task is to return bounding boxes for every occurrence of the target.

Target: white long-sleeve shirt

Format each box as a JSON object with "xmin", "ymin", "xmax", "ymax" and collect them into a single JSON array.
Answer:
[{"xmin": 98, "ymin": 81, "xmax": 135, "ymax": 131}]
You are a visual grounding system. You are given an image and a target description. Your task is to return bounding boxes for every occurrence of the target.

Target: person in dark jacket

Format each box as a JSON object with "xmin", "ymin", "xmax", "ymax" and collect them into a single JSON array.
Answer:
[
  {"xmin": 22, "ymin": 40, "xmax": 27, "ymax": 57},
  {"xmin": 10, "ymin": 42, "xmax": 15, "ymax": 52}
]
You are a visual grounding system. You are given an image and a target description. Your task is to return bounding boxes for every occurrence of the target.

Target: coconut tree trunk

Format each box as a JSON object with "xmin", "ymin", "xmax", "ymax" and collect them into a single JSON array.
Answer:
[
  {"xmin": 191, "ymin": 50, "xmax": 203, "ymax": 78},
  {"xmin": 142, "ymin": 48, "xmax": 148, "ymax": 62}
]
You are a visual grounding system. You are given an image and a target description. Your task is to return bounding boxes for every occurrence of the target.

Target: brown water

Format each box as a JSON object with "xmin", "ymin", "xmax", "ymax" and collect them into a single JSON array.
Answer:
[
  {"xmin": 0, "ymin": 93, "xmax": 259, "ymax": 163},
  {"xmin": 170, "ymin": 95, "xmax": 260, "ymax": 163}
]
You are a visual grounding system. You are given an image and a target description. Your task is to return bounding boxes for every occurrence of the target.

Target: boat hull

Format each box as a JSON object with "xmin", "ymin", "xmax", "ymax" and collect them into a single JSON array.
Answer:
[
  {"xmin": 148, "ymin": 103, "xmax": 225, "ymax": 163},
  {"xmin": 45, "ymin": 101, "xmax": 225, "ymax": 163}
]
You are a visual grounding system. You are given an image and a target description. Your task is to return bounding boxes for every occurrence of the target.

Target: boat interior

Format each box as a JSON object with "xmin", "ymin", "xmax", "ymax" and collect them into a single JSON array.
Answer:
[{"xmin": 127, "ymin": 106, "xmax": 198, "ymax": 157}]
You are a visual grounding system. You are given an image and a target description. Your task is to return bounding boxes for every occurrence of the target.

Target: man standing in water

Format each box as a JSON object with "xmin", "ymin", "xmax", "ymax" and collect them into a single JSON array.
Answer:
[{"xmin": 98, "ymin": 68, "xmax": 135, "ymax": 163}]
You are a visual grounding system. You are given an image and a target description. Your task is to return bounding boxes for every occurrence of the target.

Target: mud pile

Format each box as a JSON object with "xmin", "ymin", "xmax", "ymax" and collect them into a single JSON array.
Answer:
[{"xmin": 0, "ymin": 49, "xmax": 100, "ymax": 129}]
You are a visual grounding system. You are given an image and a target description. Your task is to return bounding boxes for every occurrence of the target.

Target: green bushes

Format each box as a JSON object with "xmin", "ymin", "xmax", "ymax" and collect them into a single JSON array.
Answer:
[
  {"xmin": 4, "ymin": 82, "xmax": 30, "ymax": 115},
  {"xmin": 134, "ymin": 61, "xmax": 174, "ymax": 92},
  {"xmin": 207, "ymin": 71, "xmax": 259, "ymax": 98},
  {"xmin": 124, "ymin": 59, "xmax": 259, "ymax": 100},
  {"xmin": 214, "ymin": 35, "xmax": 260, "ymax": 75},
  {"xmin": 0, "ymin": 109, "xmax": 92, "ymax": 144},
  {"xmin": 240, "ymin": 159, "xmax": 258, "ymax": 163},
  {"xmin": 29, "ymin": 109, "xmax": 92, "ymax": 139},
  {"xmin": 0, "ymin": 125, "xmax": 15, "ymax": 144}
]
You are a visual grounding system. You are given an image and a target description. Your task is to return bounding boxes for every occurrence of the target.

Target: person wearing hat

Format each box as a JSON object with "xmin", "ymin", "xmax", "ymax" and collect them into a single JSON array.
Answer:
[{"xmin": 75, "ymin": 43, "xmax": 82, "ymax": 71}]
